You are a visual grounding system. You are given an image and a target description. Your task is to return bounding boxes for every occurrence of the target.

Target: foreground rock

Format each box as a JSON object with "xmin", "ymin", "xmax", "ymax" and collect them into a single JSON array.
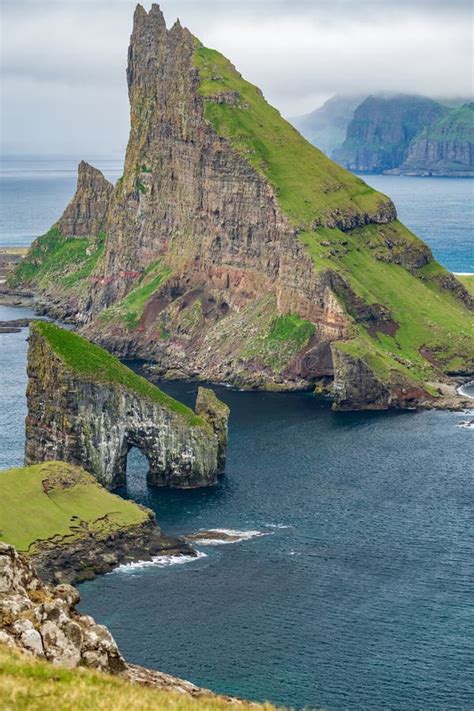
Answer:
[
  {"xmin": 26, "ymin": 321, "xmax": 229, "ymax": 489},
  {"xmin": 0, "ymin": 461, "xmax": 195, "ymax": 584},
  {"xmin": 0, "ymin": 544, "xmax": 254, "ymax": 704}
]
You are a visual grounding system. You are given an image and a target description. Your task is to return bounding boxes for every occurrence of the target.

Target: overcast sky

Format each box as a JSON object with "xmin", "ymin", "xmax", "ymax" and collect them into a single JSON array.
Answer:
[{"xmin": 1, "ymin": 0, "xmax": 472, "ymax": 156}]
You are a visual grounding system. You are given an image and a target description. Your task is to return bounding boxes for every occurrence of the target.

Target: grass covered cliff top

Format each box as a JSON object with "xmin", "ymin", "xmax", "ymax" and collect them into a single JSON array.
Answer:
[
  {"xmin": 0, "ymin": 462, "xmax": 148, "ymax": 554},
  {"xmin": 32, "ymin": 322, "xmax": 205, "ymax": 428},
  {"xmin": 193, "ymin": 41, "xmax": 474, "ymax": 388},
  {"xmin": 0, "ymin": 645, "xmax": 279, "ymax": 711},
  {"xmin": 417, "ymin": 103, "xmax": 474, "ymax": 143},
  {"xmin": 193, "ymin": 44, "xmax": 391, "ymax": 228}
]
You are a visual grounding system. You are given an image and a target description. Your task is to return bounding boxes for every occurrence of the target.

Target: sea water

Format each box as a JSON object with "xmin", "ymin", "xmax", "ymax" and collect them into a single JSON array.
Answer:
[{"xmin": 1, "ymin": 160, "xmax": 473, "ymax": 709}]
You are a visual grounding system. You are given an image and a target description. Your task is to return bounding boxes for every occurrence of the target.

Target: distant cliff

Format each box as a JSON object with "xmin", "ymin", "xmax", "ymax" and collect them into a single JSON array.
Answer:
[
  {"xmin": 333, "ymin": 95, "xmax": 447, "ymax": 173},
  {"xmin": 392, "ymin": 103, "xmax": 474, "ymax": 176},
  {"xmin": 290, "ymin": 95, "xmax": 364, "ymax": 156}
]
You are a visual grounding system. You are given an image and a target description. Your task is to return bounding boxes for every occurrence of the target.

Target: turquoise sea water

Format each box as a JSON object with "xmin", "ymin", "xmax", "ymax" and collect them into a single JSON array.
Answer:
[{"xmin": 0, "ymin": 161, "xmax": 473, "ymax": 709}]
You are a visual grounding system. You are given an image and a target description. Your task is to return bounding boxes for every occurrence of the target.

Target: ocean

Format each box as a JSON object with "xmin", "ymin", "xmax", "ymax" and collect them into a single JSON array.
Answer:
[
  {"xmin": 1, "ymin": 157, "xmax": 472, "ymax": 273},
  {"xmin": 0, "ymin": 158, "xmax": 473, "ymax": 709}
]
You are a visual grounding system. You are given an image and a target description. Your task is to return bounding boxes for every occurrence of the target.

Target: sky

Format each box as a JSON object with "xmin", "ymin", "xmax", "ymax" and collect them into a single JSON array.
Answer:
[{"xmin": 1, "ymin": 0, "xmax": 472, "ymax": 156}]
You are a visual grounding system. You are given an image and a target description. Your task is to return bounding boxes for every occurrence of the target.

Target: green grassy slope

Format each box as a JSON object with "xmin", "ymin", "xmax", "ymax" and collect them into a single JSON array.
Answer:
[
  {"xmin": 0, "ymin": 462, "xmax": 147, "ymax": 553},
  {"xmin": 193, "ymin": 43, "xmax": 474, "ymax": 389},
  {"xmin": 193, "ymin": 45, "xmax": 389, "ymax": 227},
  {"xmin": 100, "ymin": 259, "xmax": 171, "ymax": 329},
  {"xmin": 0, "ymin": 646, "xmax": 278, "ymax": 711},
  {"xmin": 457, "ymin": 274, "xmax": 474, "ymax": 296},
  {"xmin": 419, "ymin": 102, "xmax": 474, "ymax": 143},
  {"xmin": 33, "ymin": 322, "xmax": 205, "ymax": 426},
  {"xmin": 8, "ymin": 228, "xmax": 106, "ymax": 293}
]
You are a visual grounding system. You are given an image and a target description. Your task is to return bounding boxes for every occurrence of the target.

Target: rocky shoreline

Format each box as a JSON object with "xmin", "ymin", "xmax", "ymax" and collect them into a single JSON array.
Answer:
[
  {"xmin": 1, "ymin": 288, "xmax": 473, "ymax": 412},
  {"xmin": 30, "ymin": 509, "xmax": 195, "ymax": 586},
  {"xmin": 0, "ymin": 543, "xmax": 252, "ymax": 704}
]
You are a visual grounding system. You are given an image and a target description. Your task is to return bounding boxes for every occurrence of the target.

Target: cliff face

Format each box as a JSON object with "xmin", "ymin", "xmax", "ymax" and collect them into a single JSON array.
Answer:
[
  {"xmin": 394, "ymin": 103, "xmax": 474, "ymax": 176},
  {"xmin": 25, "ymin": 322, "xmax": 228, "ymax": 488},
  {"xmin": 333, "ymin": 95, "xmax": 446, "ymax": 173},
  {"xmin": 57, "ymin": 161, "xmax": 113, "ymax": 237},
  {"xmin": 12, "ymin": 4, "xmax": 474, "ymax": 410}
]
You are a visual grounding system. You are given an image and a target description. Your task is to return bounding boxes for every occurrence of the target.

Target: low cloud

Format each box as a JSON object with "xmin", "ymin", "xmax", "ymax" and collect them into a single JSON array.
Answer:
[{"xmin": 1, "ymin": 0, "xmax": 472, "ymax": 154}]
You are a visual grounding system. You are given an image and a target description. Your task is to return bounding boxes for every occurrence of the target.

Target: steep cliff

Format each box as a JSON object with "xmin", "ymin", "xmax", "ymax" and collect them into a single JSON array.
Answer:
[
  {"xmin": 333, "ymin": 95, "xmax": 446, "ymax": 173},
  {"xmin": 0, "ymin": 461, "xmax": 194, "ymax": 584},
  {"xmin": 394, "ymin": 103, "xmax": 474, "ymax": 176},
  {"xmin": 25, "ymin": 322, "xmax": 228, "ymax": 488},
  {"xmin": 11, "ymin": 5, "xmax": 474, "ymax": 409}
]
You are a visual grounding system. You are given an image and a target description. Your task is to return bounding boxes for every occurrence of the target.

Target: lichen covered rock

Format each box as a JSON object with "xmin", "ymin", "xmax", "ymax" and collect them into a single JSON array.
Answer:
[
  {"xmin": 0, "ymin": 543, "xmax": 126, "ymax": 672},
  {"xmin": 25, "ymin": 322, "xmax": 228, "ymax": 488}
]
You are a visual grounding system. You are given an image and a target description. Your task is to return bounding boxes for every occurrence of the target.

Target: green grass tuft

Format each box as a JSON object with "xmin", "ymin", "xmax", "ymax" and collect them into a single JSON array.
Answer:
[
  {"xmin": 0, "ymin": 645, "xmax": 279, "ymax": 711},
  {"xmin": 33, "ymin": 322, "xmax": 206, "ymax": 427},
  {"xmin": 0, "ymin": 462, "xmax": 147, "ymax": 553},
  {"xmin": 100, "ymin": 259, "xmax": 172, "ymax": 329},
  {"xmin": 8, "ymin": 228, "xmax": 106, "ymax": 292}
]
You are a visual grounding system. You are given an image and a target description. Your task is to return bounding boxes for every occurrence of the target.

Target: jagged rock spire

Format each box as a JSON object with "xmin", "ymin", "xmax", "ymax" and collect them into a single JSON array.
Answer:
[{"xmin": 56, "ymin": 161, "xmax": 113, "ymax": 238}]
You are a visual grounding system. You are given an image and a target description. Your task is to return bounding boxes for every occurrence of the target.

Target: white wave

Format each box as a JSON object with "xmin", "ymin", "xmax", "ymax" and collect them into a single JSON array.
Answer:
[
  {"xmin": 190, "ymin": 528, "xmax": 268, "ymax": 546},
  {"xmin": 265, "ymin": 523, "xmax": 292, "ymax": 530},
  {"xmin": 457, "ymin": 420, "xmax": 474, "ymax": 430},
  {"xmin": 112, "ymin": 550, "xmax": 207, "ymax": 573},
  {"xmin": 457, "ymin": 381, "xmax": 474, "ymax": 399}
]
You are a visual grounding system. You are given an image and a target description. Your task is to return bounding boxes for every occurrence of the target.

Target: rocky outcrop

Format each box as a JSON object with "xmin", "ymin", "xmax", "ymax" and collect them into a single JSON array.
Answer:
[
  {"xmin": 25, "ymin": 322, "xmax": 229, "ymax": 489},
  {"xmin": 0, "ymin": 543, "xmax": 249, "ymax": 702},
  {"xmin": 334, "ymin": 95, "xmax": 447, "ymax": 173},
  {"xmin": 331, "ymin": 346, "xmax": 431, "ymax": 410},
  {"xmin": 57, "ymin": 161, "xmax": 113, "ymax": 237},
  {"xmin": 195, "ymin": 387, "xmax": 230, "ymax": 474},
  {"xmin": 0, "ymin": 543, "xmax": 126, "ymax": 673}
]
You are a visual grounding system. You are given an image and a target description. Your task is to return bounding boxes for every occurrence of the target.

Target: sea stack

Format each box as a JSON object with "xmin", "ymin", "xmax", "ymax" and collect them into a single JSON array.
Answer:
[{"xmin": 25, "ymin": 322, "xmax": 229, "ymax": 488}]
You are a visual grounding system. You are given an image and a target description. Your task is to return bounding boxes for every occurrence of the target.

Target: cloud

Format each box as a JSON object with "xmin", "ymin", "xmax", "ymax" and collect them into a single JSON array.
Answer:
[{"xmin": 1, "ymin": 0, "xmax": 472, "ymax": 155}]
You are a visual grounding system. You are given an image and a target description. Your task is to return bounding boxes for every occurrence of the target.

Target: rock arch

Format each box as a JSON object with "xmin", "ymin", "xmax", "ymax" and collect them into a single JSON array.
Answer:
[{"xmin": 25, "ymin": 323, "xmax": 229, "ymax": 489}]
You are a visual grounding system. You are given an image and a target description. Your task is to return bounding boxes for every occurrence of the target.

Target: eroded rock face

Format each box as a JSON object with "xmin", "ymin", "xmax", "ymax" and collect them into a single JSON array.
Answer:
[
  {"xmin": 57, "ymin": 161, "xmax": 113, "ymax": 238},
  {"xmin": 331, "ymin": 345, "xmax": 430, "ymax": 410},
  {"xmin": 0, "ymin": 543, "xmax": 126, "ymax": 672},
  {"xmin": 25, "ymin": 323, "xmax": 228, "ymax": 489}
]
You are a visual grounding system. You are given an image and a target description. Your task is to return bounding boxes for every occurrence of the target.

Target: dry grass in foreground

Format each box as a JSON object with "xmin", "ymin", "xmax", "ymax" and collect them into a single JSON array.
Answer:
[{"xmin": 0, "ymin": 645, "xmax": 281, "ymax": 711}]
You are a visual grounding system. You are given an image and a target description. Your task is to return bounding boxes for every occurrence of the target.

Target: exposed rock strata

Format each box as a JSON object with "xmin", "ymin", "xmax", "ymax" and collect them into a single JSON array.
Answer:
[
  {"xmin": 25, "ymin": 322, "xmax": 229, "ymax": 489},
  {"xmin": 57, "ymin": 161, "xmax": 113, "ymax": 237},
  {"xmin": 31, "ymin": 512, "xmax": 193, "ymax": 586}
]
